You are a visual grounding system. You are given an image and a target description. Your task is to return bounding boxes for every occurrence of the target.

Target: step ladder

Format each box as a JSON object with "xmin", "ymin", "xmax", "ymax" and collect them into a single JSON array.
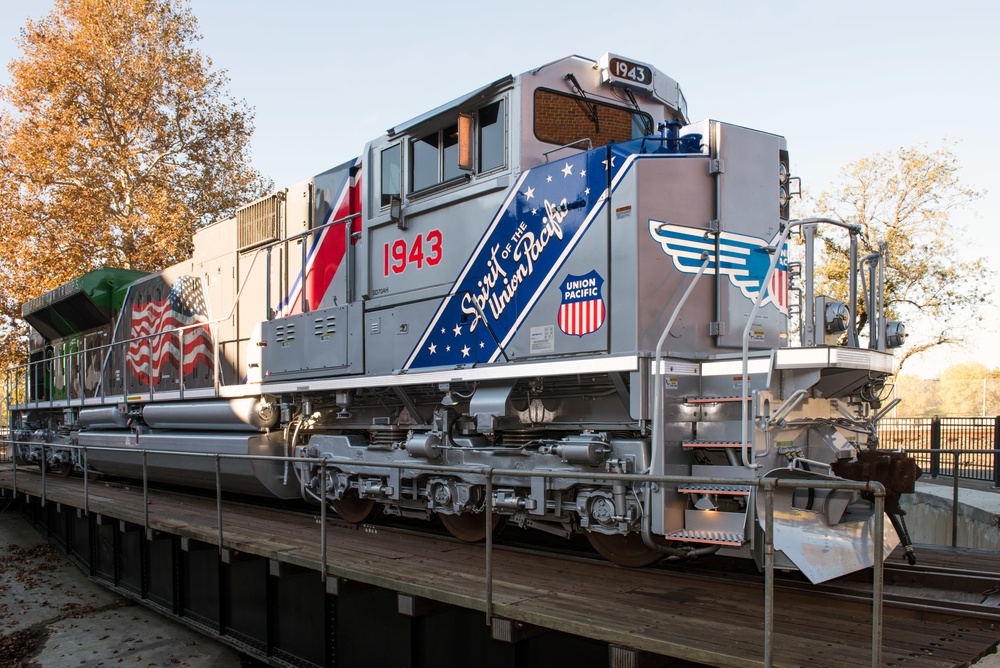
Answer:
[{"xmin": 665, "ymin": 483, "xmax": 751, "ymax": 547}]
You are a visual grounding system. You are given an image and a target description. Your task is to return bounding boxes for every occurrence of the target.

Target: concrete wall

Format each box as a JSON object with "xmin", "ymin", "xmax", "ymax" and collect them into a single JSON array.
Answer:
[{"xmin": 899, "ymin": 482, "xmax": 1000, "ymax": 550}]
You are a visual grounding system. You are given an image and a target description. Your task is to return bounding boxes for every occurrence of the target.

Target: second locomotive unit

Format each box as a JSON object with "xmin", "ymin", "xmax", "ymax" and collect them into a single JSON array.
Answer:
[{"xmin": 8, "ymin": 53, "xmax": 919, "ymax": 583}]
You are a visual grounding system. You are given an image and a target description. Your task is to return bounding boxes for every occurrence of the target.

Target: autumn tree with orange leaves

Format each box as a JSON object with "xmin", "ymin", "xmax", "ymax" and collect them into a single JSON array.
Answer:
[{"xmin": 0, "ymin": 0, "xmax": 269, "ymax": 375}]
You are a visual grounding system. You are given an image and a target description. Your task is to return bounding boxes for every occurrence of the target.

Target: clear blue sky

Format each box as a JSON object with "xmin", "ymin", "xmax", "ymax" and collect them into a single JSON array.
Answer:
[{"xmin": 1, "ymin": 0, "xmax": 997, "ymax": 378}]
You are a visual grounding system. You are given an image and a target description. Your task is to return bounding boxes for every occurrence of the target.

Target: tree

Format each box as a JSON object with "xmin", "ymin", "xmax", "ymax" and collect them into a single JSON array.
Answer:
[
  {"xmin": 0, "ymin": 0, "xmax": 270, "ymax": 373},
  {"xmin": 937, "ymin": 363, "xmax": 1000, "ymax": 416},
  {"xmin": 892, "ymin": 374, "xmax": 940, "ymax": 417},
  {"xmin": 808, "ymin": 144, "xmax": 991, "ymax": 375}
]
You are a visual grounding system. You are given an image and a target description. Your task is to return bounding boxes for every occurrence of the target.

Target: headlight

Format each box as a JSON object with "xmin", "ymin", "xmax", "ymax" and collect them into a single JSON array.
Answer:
[
  {"xmin": 823, "ymin": 301, "xmax": 849, "ymax": 334},
  {"xmin": 886, "ymin": 321, "xmax": 906, "ymax": 348}
]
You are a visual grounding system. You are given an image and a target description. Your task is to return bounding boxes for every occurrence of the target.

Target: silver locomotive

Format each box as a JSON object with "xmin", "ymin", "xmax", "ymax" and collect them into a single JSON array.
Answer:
[{"xmin": 7, "ymin": 53, "xmax": 918, "ymax": 583}]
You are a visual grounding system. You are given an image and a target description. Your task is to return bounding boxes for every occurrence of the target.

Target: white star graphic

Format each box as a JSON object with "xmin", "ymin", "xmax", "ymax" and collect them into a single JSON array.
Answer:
[
  {"xmin": 440, "ymin": 327, "xmax": 446, "ymax": 334},
  {"xmin": 531, "ymin": 208, "xmax": 538, "ymax": 215},
  {"xmin": 562, "ymin": 163, "xmax": 574, "ymax": 178},
  {"xmin": 479, "ymin": 341, "xmax": 485, "ymax": 348},
  {"xmin": 546, "ymin": 175, "xmax": 552, "ymax": 182},
  {"xmin": 446, "ymin": 345, "xmax": 451, "ymax": 352},
  {"xmin": 428, "ymin": 343, "xmax": 437, "ymax": 354},
  {"xmin": 453, "ymin": 324, "xmax": 462, "ymax": 336},
  {"xmin": 602, "ymin": 156, "xmax": 617, "ymax": 170},
  {"xmin": 584, "ymin": 187, "xmax": 590, "ymax": 195},
  {"xmin": 580, "ymin": 169, "xmax": 586, "ymax": 177},
  {"xmin": 461, "ymin": 345, "xmax": 471, "ymax": 358},
  {"xmin": 524, "ymin": 186, "xmax": 535, "ymax": 199}
]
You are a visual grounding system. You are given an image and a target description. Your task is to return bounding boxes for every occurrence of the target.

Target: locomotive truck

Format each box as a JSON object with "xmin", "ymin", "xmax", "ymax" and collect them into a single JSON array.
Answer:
[{"xmin": 6, "ymin": 53, "xmax": 919, "ymax": 583}]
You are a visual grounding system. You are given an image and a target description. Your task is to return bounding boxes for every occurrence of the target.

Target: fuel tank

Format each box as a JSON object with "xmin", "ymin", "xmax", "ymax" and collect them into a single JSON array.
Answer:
[
  {"xmin": 141, "ymin": 397, "xmax": 278, "ymax": 432},
  {"xmin": 77, "ymin": 429, "xmax": 298, "ymax": 499}
]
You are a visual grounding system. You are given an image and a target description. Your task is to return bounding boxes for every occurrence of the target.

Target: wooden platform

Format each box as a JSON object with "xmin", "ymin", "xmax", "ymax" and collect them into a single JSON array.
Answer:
[{"xmin": 2, "ymin": 469, "xmax": 998, "ymax": 668}]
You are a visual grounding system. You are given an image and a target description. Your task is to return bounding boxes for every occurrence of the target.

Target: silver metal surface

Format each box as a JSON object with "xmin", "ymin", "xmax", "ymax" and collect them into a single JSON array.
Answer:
[{"xmin": 142, "ymin": 397, "xmax": 277, "ymax": 432}]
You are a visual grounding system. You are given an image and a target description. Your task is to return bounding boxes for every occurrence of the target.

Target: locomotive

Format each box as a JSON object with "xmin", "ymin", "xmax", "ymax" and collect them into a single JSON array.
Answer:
[{"xmin": 6, "ymin": 53, "xmax": 920, "ymax": 583}]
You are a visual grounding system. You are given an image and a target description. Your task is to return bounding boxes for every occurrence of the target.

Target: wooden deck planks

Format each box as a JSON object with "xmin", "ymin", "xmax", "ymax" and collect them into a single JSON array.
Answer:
[{"xmin": 2, "ymin": 469, "xmax": 998, "ymax": 668}]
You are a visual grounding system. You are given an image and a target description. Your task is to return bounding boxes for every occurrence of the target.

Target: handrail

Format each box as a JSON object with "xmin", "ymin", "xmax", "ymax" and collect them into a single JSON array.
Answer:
[
  {"xmin": 0, "ymin": 436, "xmax": 894, "ymax": 667},
  {"xmin": 647, "ymin": 253, "xmax": 710, "ymax": 554},
  {"xmin": 765, "ymin": 389, "xmax": 809, "ymax": 428},
  {"xmin": 542, "ymin": 138, "xmax": 593, "ymax": 162},
  {"xmin": 895, "ymin": 446, "xmax": 1000, "ymax": 545},
  {"xmin": 6, "ymin": 211, "xmax": 365, "ymax": 408},
  {"xmin": 739, "ymin": 217, "xmax": 863, "ymax": 468}
]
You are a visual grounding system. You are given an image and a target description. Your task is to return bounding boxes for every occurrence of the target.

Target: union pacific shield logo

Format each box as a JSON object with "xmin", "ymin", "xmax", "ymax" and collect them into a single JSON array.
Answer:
[{"xmin": 558, "ymin": 270, "xmax": 605, "ymax": 336}]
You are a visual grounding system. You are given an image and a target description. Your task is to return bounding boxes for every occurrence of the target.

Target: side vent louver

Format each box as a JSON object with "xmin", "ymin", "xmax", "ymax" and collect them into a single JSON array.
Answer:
[
  {"xmin": 313, "ymin": 316, "xmax": 337, "ymax": 340},
  {"xmin": 237, "ymin": 192, "xmax": 284, "ymax": 252}
]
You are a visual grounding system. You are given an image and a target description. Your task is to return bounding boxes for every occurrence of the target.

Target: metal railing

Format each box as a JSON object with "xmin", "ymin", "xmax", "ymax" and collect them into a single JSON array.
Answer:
[
  {"xmin": 0, "ymin": 438, "xmax": 888, "ymax": 668},
  {"xmin": 880, "ymin": 417, "xmax": 1000, "ymax": 485},
  {"xmin": 5, "ymin": 210, "xmax": 363, "ymax": 411},
  {"xmin": 897, "ymin": 447, "xmax": 1000, "ymax": 547}
]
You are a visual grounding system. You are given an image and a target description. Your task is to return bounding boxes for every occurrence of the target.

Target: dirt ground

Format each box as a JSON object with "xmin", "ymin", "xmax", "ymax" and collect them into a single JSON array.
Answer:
[{"xmin": 0, "ymin": 504, "xmax": 243, "ymax": 668}]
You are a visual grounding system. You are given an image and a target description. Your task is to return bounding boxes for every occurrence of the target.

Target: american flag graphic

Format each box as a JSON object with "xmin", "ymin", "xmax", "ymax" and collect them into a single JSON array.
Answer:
[
  {"xmin": 648, "ymin": 221, "xmax": 789, "ymax": 313},
  {"xmin": 558, "ymin": 270, "xmax": 606, "ymax": 336},
  {"xmin": 127, "ymin": 275, "xmax": 213, "ymax": 385},
  {"xmin": 278, "ymin": 159, "xmax": 361, "ymax": 317}
]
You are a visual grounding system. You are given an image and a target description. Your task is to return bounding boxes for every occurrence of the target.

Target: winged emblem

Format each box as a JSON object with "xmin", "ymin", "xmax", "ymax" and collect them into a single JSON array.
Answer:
[{"xmin": 648, "ymin": 220, "xmax": 788, "ymax": 312}]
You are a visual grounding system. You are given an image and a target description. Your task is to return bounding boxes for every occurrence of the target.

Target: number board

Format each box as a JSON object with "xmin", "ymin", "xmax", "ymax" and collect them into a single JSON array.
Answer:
[{"xmin": 600, "ymin": 54, "xmax": 654, "ymax": 90}]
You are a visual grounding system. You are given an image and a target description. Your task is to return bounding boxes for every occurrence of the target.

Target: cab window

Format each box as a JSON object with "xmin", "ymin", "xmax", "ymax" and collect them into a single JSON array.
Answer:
[
  {"xmin": 411, "ymin": 124, "xmax": 462, "ymax": 192},
  {"xmin": 409, "ymin": 98, "xmax": 507, "ymax": 195},
  {"xmin": 534, "ymin": 88, "xmax": 652, "ymax": 148},
  {"xmin": 478, "ymin": 100, "xmax": 505, "ymax": 173},
  {"xmin": 380, "ymin": 144, "xmax": 400, "ymax": 207}
]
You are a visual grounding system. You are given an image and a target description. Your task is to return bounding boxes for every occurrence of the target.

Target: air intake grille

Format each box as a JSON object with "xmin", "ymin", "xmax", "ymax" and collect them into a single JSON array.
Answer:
[{"xmin": 237, "ymin": 192, "xmax": 283, "ymax": 252}]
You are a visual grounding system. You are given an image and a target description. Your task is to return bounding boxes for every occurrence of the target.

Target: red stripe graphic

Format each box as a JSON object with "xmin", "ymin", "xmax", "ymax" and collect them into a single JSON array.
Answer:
[{"xmin": 282, "ymin": 166, "xmax": 362, "ymax": 316}]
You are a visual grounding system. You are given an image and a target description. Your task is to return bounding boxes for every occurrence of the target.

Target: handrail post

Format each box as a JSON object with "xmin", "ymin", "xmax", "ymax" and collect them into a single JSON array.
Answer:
[
  {"xmin": 930, "ymin": 416, "xmax": 941, "ymax": 478},
  {"xmin": 142, "ymin": 449, "xmax": 149, "ymax": 532},
  {"xmin": 320, "ymin": 459, "xmax": 328, "ymax": 584},
  {"xmin": 12, "ymin": 438, "xmax": 17, "ymax": 498},
  {"xmin": 178, "ymin": 329, "xmax": 185, "ymax": 400},
  {"xmin": 485, "ymin": 469, "xmax": 494, "ymax": 628},
  {"xmin": 40, "ymin": 442, "xmax": 46, "ymax": 507},
  {"xmin": 993, "ymin": 417, "xmax": 1000, "ymax": 489},
  {"xmin": 83, "ymin": 447, "xmax": 89, "ymax": 516},
  {"xmin": 871, "ymin": 485, "xmax": 885, "ymax": 668},
  {"xmin": 301, "ymin": 233, "xmax": 309, "ymax": 313},
  {"xmin": 77, "ymin": 348, "xmax": 84, "ymax": 402},
  {"xmin": 763, "ymin": 479, "xmax": 775, "ymax": 668},
  {"xmin": 265, "ymin": 247, "xmax": 272, "ymax": 319},
  {"xmin": 952, "ymin": 450, "xmax": 960, "ymax": 547},
  {"xmin": 146, "ymin": 334, "xmax": 153, "ymax": 399},
  {"xmin": 215, "ymin": 454, "xmax": 223, "ymax": 553}
]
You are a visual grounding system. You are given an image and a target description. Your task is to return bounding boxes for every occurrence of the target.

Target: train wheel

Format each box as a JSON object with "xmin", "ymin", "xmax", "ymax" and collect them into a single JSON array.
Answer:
[
  {"xmin": 585, "ymin": 531, "xmax": 662, "ymax": 568},
  {"xmin": 440, "ymin": 512, "xmax": 502, "ymax": 543},
  {"xmin": 329, "ymin": 491, "xmax": 377, "ymax": 524},
  {"xmin": 56, "ymin": 461, "xmax": 73, "ymax": 477}
]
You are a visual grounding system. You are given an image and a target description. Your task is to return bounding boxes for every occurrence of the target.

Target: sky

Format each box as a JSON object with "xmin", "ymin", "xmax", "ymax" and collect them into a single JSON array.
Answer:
[{"xmin": 0, "ymin": 0, "xmax": 997, "ymax": 378}]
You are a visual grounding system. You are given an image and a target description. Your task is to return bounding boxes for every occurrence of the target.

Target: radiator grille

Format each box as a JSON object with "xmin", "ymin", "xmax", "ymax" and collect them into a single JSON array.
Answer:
[{"xmin": 237, "ymin": 192, "xmax": 283, "ymax": 252}]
